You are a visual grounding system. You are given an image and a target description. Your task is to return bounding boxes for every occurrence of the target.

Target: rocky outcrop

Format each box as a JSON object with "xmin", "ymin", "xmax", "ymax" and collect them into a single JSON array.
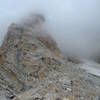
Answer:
[
  {"xmin": 0, "ymin": 14, "xmax": 100, "ymax": 100},
  {"xmin": 0, "ymin": 14, "xmax": 64, "ymax": 99}
]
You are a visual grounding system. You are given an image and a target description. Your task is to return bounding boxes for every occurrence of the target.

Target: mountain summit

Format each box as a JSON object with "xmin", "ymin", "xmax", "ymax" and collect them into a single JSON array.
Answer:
[{"xmin": 0, "ymin": 14, "xmax": 100, "ymax": 100}]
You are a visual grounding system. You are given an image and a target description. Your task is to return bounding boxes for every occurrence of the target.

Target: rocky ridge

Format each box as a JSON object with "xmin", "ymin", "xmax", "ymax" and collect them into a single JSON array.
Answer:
[{"xmin": 0, "ymin": 14, "xmax": 100, "ymax": 100}]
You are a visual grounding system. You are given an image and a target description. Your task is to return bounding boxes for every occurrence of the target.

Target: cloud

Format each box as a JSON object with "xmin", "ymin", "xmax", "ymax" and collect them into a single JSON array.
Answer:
[{"xmin": 0, "ymin": 0, "xmax": 100, "ymax": 58}]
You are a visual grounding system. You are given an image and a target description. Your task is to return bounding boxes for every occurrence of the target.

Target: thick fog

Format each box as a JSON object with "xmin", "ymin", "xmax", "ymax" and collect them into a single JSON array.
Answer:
[{"xmin": 0, "ymin": 0, "xmax": 100, "ymax": 58}]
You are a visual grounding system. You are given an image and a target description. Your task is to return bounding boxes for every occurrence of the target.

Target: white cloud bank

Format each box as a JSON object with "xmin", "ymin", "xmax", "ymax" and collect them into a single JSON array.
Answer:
[{"xmin": 0, "ymin": 0, "xmax": 100, "ymax": 58}]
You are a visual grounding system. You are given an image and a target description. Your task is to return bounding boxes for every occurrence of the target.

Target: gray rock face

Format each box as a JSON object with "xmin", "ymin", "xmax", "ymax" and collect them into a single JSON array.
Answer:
[
  {"xmin": 0, "ymin": 14, "xmax": 63, "ymax": 99},
  {"xmin": 0, "ymin": 14, "xmax": 100, "ymax": 100}
]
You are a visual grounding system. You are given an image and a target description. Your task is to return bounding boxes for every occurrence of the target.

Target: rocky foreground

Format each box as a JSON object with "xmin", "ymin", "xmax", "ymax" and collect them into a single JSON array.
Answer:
[{"xmin": 0, "ymin": 14, "xmax": 100, "ymax": 100}]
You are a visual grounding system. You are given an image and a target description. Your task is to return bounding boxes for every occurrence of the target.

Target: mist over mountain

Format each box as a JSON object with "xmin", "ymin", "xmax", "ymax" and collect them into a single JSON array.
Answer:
[
  {"xmin": 0, "ymin": 13, "xmax": 100, "ymax": 100},
  {"xmin": 0, "ymin": 1, "xmax": 100, "ymax": 99},
  {"xmin": 0, "ymin": 0, "xmax": 100, "ymax": 58}
]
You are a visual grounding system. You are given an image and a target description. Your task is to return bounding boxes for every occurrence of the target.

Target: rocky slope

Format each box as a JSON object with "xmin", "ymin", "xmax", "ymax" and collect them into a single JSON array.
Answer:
[{"xmin": 0, "ymin": 14, "xmax": 100, "ymax": 100}]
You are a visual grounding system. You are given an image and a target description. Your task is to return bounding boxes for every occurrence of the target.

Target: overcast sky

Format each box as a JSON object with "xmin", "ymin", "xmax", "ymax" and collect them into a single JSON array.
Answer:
[{"xmin": 0, "ymin": 0, "xmax": 100, "ymax": 58}]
